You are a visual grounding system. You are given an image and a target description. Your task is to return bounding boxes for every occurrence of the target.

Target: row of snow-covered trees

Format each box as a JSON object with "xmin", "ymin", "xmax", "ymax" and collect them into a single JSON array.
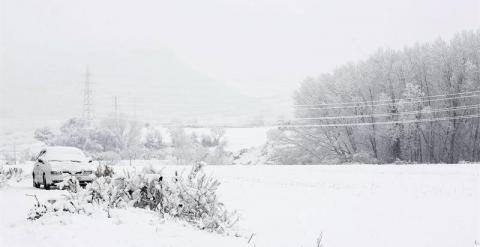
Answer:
[
  {"xmin": 269, "ymin": 30, "xmax": 480, "ymax": 164},
  {"xmin": 34, "ymin": 117, "xmax": 230, "ymax": 165}
]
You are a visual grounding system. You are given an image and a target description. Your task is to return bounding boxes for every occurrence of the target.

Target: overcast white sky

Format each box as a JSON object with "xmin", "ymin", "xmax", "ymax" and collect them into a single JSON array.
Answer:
[{"xmin": 1, "ymin": 0, "xmax": 479, "ymax": 133}]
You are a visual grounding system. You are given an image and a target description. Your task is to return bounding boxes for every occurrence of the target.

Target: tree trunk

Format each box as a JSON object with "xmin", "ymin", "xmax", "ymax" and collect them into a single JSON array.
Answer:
[
  {"xmin": 472, "ymin": 107, "xmax": 480, "ymax": 161},
  {"xmin": 421, "ymin": 65, "xmax": 436, "ymax": 163},
  {"xmin": 388, "ymin": 86, "xmax": 401, "ymax": 161}
]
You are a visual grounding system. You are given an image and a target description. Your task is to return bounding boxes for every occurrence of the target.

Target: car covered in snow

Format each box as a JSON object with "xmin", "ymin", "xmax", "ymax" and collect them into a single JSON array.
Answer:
[{"xmin": 33, "ymin": 146, "xmax": 96, "ymax": 189}]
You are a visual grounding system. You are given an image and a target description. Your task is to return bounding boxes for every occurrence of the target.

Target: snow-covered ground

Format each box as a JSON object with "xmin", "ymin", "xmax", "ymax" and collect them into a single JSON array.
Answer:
[
  {"xmin": 1, "ymin": 163, "xmax": 479, "ymax": 247},
  {"xmin": 0, "ymin": 167, "xmax": 248, "ymax": 247}
]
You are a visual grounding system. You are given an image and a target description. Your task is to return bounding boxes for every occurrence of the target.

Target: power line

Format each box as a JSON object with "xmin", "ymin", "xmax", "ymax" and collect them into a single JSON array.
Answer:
[
  {"xmin": 294, "ymin": 104, "xmax": 480, "ymax": 121},
  {"xmin": 294, "ymin": 90, "xmax": 480, "ymax": 107},
  {"xmin": 294, "ymin": 94, "xmax": 480, "ymax": 111},
  {"xmin": 277, "ymin": 114, "xmax": 480, "ymax": 128},
  {"xmin": 90, "ymin": 111, "xmax": 480, "ymax": 129}
]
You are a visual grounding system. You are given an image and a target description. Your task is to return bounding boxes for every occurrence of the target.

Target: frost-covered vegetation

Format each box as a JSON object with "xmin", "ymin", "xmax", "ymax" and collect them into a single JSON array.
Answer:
[
  {"xmin": 34, "ymin": 118, "xmax": 232, "ymax": 165},
  {"xmin": 270, "ymin": 30, "xmax": 480, "ymax": 164},
  {"xmin": 28, "ymin": 163, "xmax": 238, "ymax": 233},
  {"xmin": 0, "ymin": 166, "xmax": 23, "ymax": 188},
  {"xmin": 95, "ymin": 163, "xmax": 115, "ymax": 178}
]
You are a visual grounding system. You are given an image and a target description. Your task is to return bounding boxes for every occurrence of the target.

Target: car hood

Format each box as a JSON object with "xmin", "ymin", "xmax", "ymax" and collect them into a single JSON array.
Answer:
[{"xmin": 50, "ymin": 162, "xmax": 95, "ymax": 172}]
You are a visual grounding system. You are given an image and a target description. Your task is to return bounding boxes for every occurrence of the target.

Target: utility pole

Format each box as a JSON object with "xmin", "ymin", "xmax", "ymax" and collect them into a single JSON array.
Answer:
[
  {"xmin": 12, "ymin": 142, "xmax": 16, "ymax": 165},
  {"xmin": 114, "ymin": 96, "xmax": 120, "ymax": 133},
  {"xmin": 83, "ymin": 66, "xmax": 93, "ymax": 121},
  {"xmin": 133, "ymin": 97, "xmax": 137, "ymax": 121},
  {"xmin": 114, "ymin": 96, "xmax": 119, "ymax": 119}
]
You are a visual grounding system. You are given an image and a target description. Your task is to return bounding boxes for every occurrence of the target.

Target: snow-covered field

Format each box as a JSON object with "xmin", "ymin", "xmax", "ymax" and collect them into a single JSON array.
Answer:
[{"xmin": 1, "ymin": 163, "xmax": 479, "ymax": 247}]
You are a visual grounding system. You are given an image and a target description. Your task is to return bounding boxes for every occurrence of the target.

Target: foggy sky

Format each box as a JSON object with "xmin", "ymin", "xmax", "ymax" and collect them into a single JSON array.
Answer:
[{"xmin": 1, "ymin": 0, "xmax": 479, "ymax": 133}]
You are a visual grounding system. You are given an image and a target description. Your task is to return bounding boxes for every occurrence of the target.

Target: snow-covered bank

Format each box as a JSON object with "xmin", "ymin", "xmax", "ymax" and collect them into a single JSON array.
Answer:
[{"xmin": 1, "ymin": 164, "xmax": 479, "ymax": 247}]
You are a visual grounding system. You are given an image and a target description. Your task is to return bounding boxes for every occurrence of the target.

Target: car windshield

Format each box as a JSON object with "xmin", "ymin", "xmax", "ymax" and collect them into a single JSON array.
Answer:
[{"xmin": 44, "ymin": 147, "xmax": 86, "ymax": 162}]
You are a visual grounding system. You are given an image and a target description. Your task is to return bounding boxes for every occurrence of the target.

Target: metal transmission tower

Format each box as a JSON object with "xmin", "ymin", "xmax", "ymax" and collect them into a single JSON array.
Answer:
[
  {"xmin": 114, "ymin": 96, "xmax": 119, "ymax": 118},
  {"xmin": 82, "ymin": 66, "xmax": 93, "ymax": 121}
]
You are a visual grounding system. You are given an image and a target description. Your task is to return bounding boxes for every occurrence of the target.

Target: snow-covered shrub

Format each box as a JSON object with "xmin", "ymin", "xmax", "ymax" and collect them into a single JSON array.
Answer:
[
  {"xmin": 232, "ymin": 147, "xmax": 270, "ymax": 165},
  {"xmin": 87, "ymin": 176, "xmax": 134, "ymax": 208},
  {"xmin": 394, "ymin": 158, "xmax": 409, "ymax": 165},
  {"xmin": 143, "ymin": 127, "xmax": 164, "ymax": 150},
  {"xmin": 169, "ymin": 127, "xmax": 232, "ymax": 165},
  {"xmin": 131, "ymin": 162, "xmax": 238, "ymax": 232},
  {"xmin": 141, "ymin": 164, "xmax": 162, "ymax": 174},
  {"xmin": 28, "ymin": 175, "xmax": 101, "ymax": 221},
  {"xmin": 169, "ymin": 128, "xmax": 207, "ymax": 164},
  {"xmin": 132, "ymin": 177, "xmax": 165, "ymax": 210},
  {"xmin": 27, "ymin": 190, "xmax": 94, "ymax": 221},
  {"xmin": 27, "ymin": 195, "xmax": 48, "ymax": 220},
  {"xmin": 0, "ymin": 175, "xmax": 7, "ymax": 188},
  {"xmin": 201, "ymin": 128, "xmax": 233, "ymax": 165},
  {"xmin": 95, "ymin": 164, "xmax": 115, "ymax": 178},
  {"xmin": 200, "ymin": 128, "xmax": 225, "ymax": 147},
  {"xmin": 204, "ymin": 147, "xmax": 233, "ymax": 166},
  {"xmin": 95, "ymin": 151, "xmax": 121, "ymax": 166},
  {"xmin": 57, "ymin": 175, "xmax": 82, "ymax": 193},
  {"xmin": 174, "ymin": 162, "xmax": 238, "ymax": 232},
  {"xmin": 0, "ymin": 166, "xmax": 24, "ymax": 187},
  {"xmin": 351, "ymin": 152, "xmax": 379, "ymax": 164},
  {"xmin": 27, "ymin": 162, "xmax": 237, "ymax": 233},
  {"xmin": 266, "ymin": 129, "xmax": 321, "ymax": 165},
  {"xmin": 142, "ymin": 148, "xmax": 168, "ymax": 160}
]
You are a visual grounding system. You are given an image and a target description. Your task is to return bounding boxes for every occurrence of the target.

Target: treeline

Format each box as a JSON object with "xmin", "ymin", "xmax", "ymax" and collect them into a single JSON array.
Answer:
[
  {"xmin": 34, "ymin": 117, "xmax": 231, "ymax": 165},
  {"xmin": 269, "ymin": 30, "xmax": 480, "ymax": 164}
]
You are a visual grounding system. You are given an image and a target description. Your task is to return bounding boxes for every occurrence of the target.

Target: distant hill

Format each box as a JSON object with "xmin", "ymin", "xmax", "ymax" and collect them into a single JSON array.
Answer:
[{"xmin": 1, "ymin": 48, "xmax": 277, "ymax": 133}]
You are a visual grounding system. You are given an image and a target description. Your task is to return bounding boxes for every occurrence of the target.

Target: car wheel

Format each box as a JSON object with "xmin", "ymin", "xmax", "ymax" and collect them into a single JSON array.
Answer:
[
  {"xmin": 32, "ymin": 173, "xmax": 40, "ymax": 188},
  {"xmin": 43, "ymin": 174, "xmax": 50, "ymax": 190}
]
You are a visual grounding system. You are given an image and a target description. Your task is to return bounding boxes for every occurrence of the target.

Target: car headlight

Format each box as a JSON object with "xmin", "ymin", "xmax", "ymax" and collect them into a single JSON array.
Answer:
[
  {"xmin": 83, "ymin": 170, "xmax": 93, "ymax": 175},
  {"xmin": 51, "ymin": 170, "xmax": 62, "ymax": 175}
]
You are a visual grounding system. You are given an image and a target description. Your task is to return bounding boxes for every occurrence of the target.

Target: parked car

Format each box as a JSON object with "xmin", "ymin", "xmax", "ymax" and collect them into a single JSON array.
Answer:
[{"xmin": 33, "ymin": 146, "xmax": 95, "ymax": 189}]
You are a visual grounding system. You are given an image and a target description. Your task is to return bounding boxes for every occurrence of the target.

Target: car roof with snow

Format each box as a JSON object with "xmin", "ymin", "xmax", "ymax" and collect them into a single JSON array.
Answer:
[
  {"xmin": 44, "ymin": 146, "xmax": 83, "ymax": 152},
  {"xmin": 40, "ymin": 146, "xmax": 86, "ymax": 161}
]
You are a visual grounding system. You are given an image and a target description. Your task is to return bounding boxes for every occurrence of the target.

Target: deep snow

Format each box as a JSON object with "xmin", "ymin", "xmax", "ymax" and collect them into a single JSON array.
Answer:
[{"xmin": 1, "ymin": 163, "xmax": 479, "ymax": 247}]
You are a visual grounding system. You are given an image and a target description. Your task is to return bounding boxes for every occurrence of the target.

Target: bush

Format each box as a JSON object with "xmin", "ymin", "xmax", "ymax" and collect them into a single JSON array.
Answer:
[
  {"xmin": 57, "ymin": 175, "xmax": 82, "ymax": 193},
  {"xmin": 95, "ymin": 164, "xmax": 115, "ymax": 178},
  {"xmin": 141, "ymin": 164, "xmax": 162, "ymax": 174},
  {"xmin": 27, "ymin": 195, "xmax": 48, "ymax": 220},
  {"xmin": 88, "ymin": 176, "xmax": 134, "ymax": 209},
  {"xmin": 0, "ymin": 166, "xmax": 24, "ymax": 188},
  {"xmin": 130, "ymin": 162, "xmax": 238, "ymax": 232},
  {"xmin": 95, "ymin": 151, "xmax": 121, "ymax": 166},
  {"xmin": 28, "ymin": 162, "xmax": 237, "ymax": 233},
  {"xmin": 27, "ymin": 191, "xmax": 94, "ymax": 221},
  {"xmin": 351, "ymin": 152, "xmax": 379, "ymax": 164}
]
